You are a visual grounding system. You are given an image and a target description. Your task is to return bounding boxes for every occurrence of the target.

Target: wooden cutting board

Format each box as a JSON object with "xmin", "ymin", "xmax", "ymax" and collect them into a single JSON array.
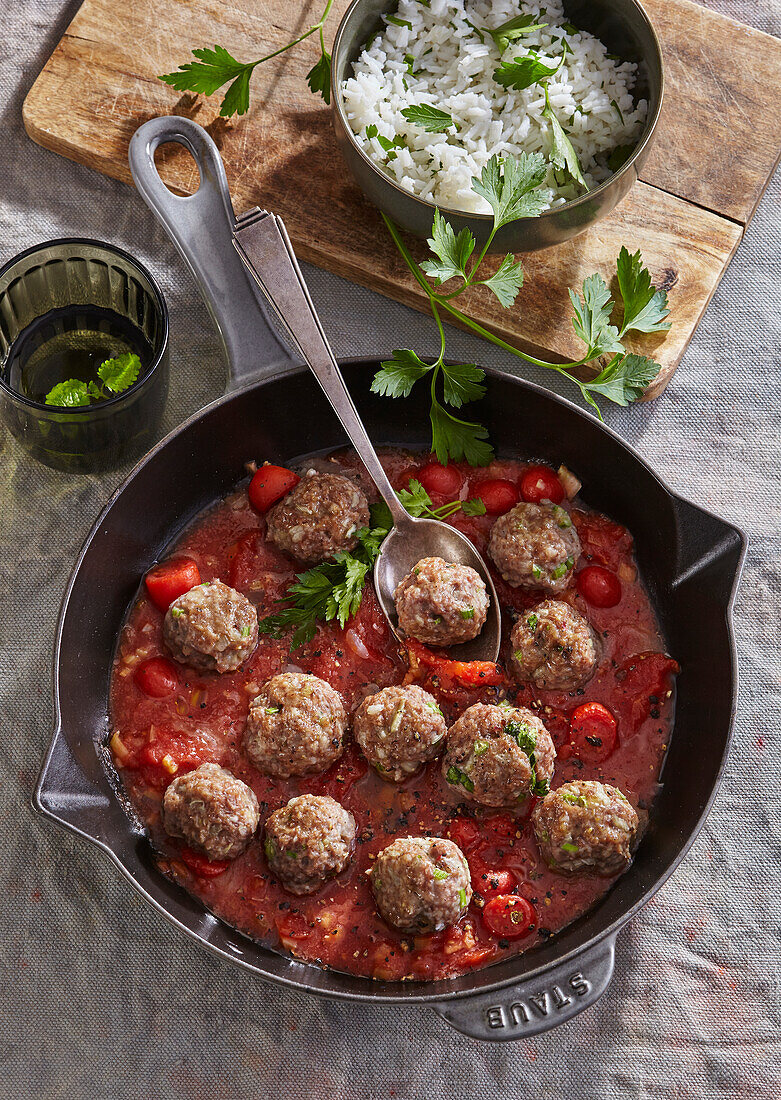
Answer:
[{"xmin": 22, "ymin": 0, "xmax": 781, "ymax": 397}]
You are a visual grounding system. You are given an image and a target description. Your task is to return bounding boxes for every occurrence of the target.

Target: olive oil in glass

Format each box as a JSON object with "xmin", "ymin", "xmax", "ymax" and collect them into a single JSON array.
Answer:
[{"xmin": 4, "ymin": 304, "xmax": 152, "ymax": 405}]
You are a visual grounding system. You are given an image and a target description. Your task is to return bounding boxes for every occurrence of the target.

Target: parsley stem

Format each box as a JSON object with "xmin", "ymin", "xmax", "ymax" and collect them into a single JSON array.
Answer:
[
  {"xmin": 244, "ymin": 0, "xmax": 334, "ymax": 71},
  {"xmin": 435, "ymin": 293, "xmax": 591, "ymax": 372},
  {"xmin": 434, "ymin": 222, "xmax": 500, "ymax": 301},
  {"xmin": 430, "ymin": 299, "xmax": 447, "ymax": 366},
  {"xmin": 465, "ymin": 223, "xmax": 500, "ymax": 289},
  {"xmin": 382, "ymin": 213, "xmax": 434, "ymax": 298},
  {"xmin": 382, "ymin": 213, "xmax": 594, "ymax": 378}
]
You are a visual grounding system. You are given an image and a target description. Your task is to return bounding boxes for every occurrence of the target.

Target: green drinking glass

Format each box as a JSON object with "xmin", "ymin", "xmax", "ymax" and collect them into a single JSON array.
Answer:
[{"xmin": 0, "ymin": 238, "xmax": 169, "ymax": 472}]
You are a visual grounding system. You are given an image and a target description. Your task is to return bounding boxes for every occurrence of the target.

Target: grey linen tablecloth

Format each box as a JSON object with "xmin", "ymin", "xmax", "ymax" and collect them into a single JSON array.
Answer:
[{"xmin": 1, "ymin": 1, "xmax": 780, "ymax": 1096}]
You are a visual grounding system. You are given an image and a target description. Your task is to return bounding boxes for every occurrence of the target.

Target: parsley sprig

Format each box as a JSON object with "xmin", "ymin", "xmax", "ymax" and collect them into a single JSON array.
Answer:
[
  {"xmin": 258, "ymin": 525, "xmax": 382, "ymax": 649},
  {"xmin": 159, "ymin": 0, "xmax": 335, "ymax": 116},
  {"xmin": 371, "ymin": 477, "xmax": 486, "ymax": 528},
  {"xmin": 258, "ymin": 478, "xmax": 484, "ymax": 649},
  {"xmin": 44, "ymin": 352, "xmax": 142, "ymax": 407},
  {"xmin": 400, "ymin": 104, "xmax": 454, "ymax": 133},
  {"xmin": 374, "ymin": 153, "xmax": 671, "ymax": 455},
  {"xmin": 485, "ymin": 13, "xmax": 549, "ymax": 52}
]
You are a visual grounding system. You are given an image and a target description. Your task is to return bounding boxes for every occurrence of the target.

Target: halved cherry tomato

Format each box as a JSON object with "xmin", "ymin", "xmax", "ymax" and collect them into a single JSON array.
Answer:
[
  {"xmin": 145, "ymin": 558, "xmax": 201, "ymax": 611},
  {"xmin": 180, "ymin": 847, "xmax": 229, "ymax": 877},
  {"xmin": 458, "ymin": 944, "xmax": 500, "ymax": 968},
  {"xmin": 471, "ymin": 478, "xmax": 519, "ymax": 515},
  {"xmin": 482, "ymin": 894, "xmax": 536, "ymax": 939},
  {"xmin": 418, "ymin": 461, "xmax": 463, "ymax": 497},
  {"xmin": 614, "ymin": 652, "xmax": 679, "ymax": 734},
  {"xmin": 227, "ymin": 530, "xmax": 292, "ymax": 591},
  {"xmin": 577, "ymin": 564, "xmax": 622, "ymax": 607},
  {"xmin": 138, "ymin": 736, "xmax": 204, "ymax": 787},
  {"xmin": 447, "ymin": 816, "xmax": 482, "ymax": 853},
  {"xmin": 248, "ymin": 464, "xmax": 300, "ymax": 512},
  {"xmin": 520, "ymin": 465, "xmax": 565, "ymax": 504},
  {"xmin": 569, "ymin": 701, "xmax": 618, "ymax": 764},
  {"xmin": 573, "ymin": 512, "xmax": 633, "ymax": 570},
  {"xmin": 134, "ymin": 657, "xmax": 179, "ymax": 698},
  {"xmin": 392, "ymin": 464, "xmax": 420, "ymax": 491},
  {"xmin": 471, "ymin": 866, "xmax": 517, "ymax": 901},
  {"xmin": 276, "ymin": 910, "xmax": 314, "ymax": 945},
  {"xmin": 481, "ymin": 813, "xmax": 519, "ymax": 842},
  {"xmin": 404, "ymin": 639, "xmax": 506, "ymax": 687}
]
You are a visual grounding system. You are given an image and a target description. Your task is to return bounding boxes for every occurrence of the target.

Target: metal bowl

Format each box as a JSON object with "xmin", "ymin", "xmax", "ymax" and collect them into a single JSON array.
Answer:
[{"xmin": 331, "ymin": 0, "xmax": 664, "ymax": 252}]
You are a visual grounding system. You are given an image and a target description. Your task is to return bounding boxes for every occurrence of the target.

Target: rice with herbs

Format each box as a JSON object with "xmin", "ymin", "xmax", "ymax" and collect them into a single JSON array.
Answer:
[{"xmin": 340, "ymin": 0, "xmax": 648, "ymax": 213}]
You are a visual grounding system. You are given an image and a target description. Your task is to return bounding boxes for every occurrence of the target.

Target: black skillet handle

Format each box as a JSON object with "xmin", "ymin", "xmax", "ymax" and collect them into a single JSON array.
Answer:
[
  {"xmin": 128, "ymin": 116, "xmax": 294, "ymax": 390},
  {"xmin": 669, "ymin": 493, "xmax": 747, "ymax": 604},
  {"xmin": 432, "ymin": 934, "xmax": 617, "ymax": 1041},
  {"xmin": 35, "ymin": 723, "xmax": 117, "ymax": 847}
]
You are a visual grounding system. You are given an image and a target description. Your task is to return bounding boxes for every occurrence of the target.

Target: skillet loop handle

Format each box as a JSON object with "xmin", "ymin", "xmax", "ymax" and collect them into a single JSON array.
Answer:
[
  {"xmin": 35, "ymin": 724, "xmax": 114, "ymax": 842},
  {"xmin": 432, "ymin": 934, "xmax": 617, "ymax": 1041},
  {"xmin": 128, "ymin": 116, "xmax": 292, "ymax": 390},
  {"xmin": 669, "ymin": 494, "xmax": 747, "ymax": 602}
]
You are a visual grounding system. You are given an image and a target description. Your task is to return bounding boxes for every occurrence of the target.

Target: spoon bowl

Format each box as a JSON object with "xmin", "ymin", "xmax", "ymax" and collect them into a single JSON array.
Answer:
[{"xmin": 374, "ymin": 516, "xmax": 501, "ymax": 663}]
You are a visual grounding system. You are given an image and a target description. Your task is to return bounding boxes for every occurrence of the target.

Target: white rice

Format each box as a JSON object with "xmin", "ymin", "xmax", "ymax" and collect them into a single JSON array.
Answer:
[{"xmin": 340, "ymin": 0, "xmax": 648, "ymax": 213}]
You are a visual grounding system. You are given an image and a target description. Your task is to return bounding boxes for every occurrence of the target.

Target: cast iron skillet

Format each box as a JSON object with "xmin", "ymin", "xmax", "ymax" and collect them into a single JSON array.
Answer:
[{"xmin": 35, "ymin": 119, "xmax": 746, "ymax": 1041}]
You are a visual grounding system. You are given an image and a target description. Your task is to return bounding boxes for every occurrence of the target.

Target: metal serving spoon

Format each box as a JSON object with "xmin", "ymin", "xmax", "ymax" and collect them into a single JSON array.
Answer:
[{"xmin": 233, "ymin": 209, "xmax": 501, "ymax": 663}]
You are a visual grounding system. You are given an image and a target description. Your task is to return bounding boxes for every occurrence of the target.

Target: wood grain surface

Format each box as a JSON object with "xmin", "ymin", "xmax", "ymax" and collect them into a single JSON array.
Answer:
[{"xmin": 21, "ymin": 0, "xmax": 780, "ymax": 397}]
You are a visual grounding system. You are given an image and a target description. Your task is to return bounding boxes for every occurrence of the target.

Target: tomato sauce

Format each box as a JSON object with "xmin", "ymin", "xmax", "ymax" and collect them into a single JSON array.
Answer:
[{"xmin": 109, "ymin": 449, "xmax": 677, "ymax": 981}]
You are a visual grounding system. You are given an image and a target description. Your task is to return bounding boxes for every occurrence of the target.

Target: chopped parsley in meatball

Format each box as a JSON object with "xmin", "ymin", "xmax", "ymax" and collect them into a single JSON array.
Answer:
[
  {"xmin": 533, "ymin": 780, "xmax": 640, "ymax": 875},
  {"xmin": 394, "ymin": 556, "xmax": 489, "ymax": 646},
  {"xmin": 371, "ymin": 836, "xmax": 471, "ymax": 933},
  {"xmin": 266, "ymin": 472, "xmax": 369, "ymax": 563},
  {"xmin": 162, "ymin": 763, "xmax": 259, "ymax": 861},
  {"xmin": 511, "ymin": 599, "xmax": 597, "ymax": 690},
  {"xmin": 244, "ymin": 672, "xmax": 346, "ymax": 777},
  {"xmin": 264, "ymin": 794, "xmax": 356, "ymax": 894},
  {"xmin": 353, "ymin": 684, "xmax": 446, "ymax": 782},
  {"xmin": 488, "ymin": 502, "xmax": 580, "ymax": 592},
  {"xmin": 442, "ymin": 703, "xmax": 556, "ymax": 808},
  {"xmin": 164, "ymin": 580, "xmax": 257, "ymax": 673}
]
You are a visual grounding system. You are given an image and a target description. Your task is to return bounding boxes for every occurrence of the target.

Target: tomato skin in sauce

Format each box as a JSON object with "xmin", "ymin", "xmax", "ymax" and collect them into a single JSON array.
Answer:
[{"xmin": 109, "ymin": 449, "xmax": 677, "ymax": 981}]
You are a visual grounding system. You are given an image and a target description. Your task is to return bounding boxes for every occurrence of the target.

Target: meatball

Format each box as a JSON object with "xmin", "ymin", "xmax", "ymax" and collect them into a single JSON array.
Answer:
[
  {"xmin": 533, "ymin": 780, "xmax": 639, "ymax": 875},
  {"xmin": 162, "ymin": 763, "xmax": 259, "ymax": 861},
  {"xmin": 163, "ymin": 580, "xmax": 257, "ymax": 673},
  {"xmin": 371, "ymin": 836, "xmax": 471, "ymax": 933},
  {"xmin": 442, "ymin": 703, "xmax": 556, "ymax": 808},
  {"xmin": 264, "ymin": 794, "xmax": 356, "ymax": 895},
  {"xmin": 488, "ymin": 502, "xmax": 580, "ymax": 593},
  {"xmin": 510, "ymin": 599, "xmax": 597, "ymax": 690},
  {"xmin": 244, "ymin": 672, "xmax": 346, "ymax": 777},
  {"xmin": 394, "ymin": 556, "xmax": 489, "ymax": 646},
  {"xmin": 353, "ymin": 685, "xmax": 447, "ymax": 782},
  {"xmin": 266, "ymin": 472, "xmax": 370, "ymax": 563}
]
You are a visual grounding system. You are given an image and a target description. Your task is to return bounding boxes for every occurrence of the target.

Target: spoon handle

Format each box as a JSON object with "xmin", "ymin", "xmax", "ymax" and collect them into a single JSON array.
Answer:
[{"xmin": 233, "ymin": 210, "xmax": 409, "ymax": 529}]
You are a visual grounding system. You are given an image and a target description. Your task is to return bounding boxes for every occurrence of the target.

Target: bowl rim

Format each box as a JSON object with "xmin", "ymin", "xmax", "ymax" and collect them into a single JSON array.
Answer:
[
  {"xmin": 330, "ymin": 0, "xmax": 665, "ymax": 225},
  {"xmin": 0, "ymin": 236, "xmax": 170, "ymax": 415}
]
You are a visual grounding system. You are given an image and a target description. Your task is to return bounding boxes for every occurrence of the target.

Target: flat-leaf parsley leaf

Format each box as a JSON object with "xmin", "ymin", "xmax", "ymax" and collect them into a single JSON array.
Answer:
[
  {"xmin": 401, "ymin": 104, "xmax": 455, "ymax": 133},
  {"xmin": 616, "ymin": 246, "xmax": 672, "ymax": 336},
  {"xmin": 421, "ymin": 209, "xmax": 475, "ymax": 285},
  {"xmin": 159, "ymin": 0, "xmax": 335, "ymax": 116}
]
